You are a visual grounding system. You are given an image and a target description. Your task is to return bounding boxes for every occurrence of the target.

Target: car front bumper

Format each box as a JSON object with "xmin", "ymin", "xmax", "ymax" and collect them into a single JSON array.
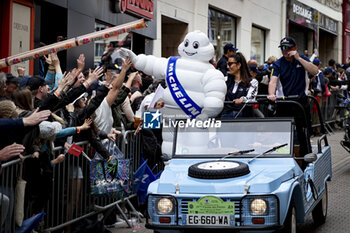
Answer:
[{"xmin": 146, "ymin": 222, "xmax": 283, "ymax": 231}]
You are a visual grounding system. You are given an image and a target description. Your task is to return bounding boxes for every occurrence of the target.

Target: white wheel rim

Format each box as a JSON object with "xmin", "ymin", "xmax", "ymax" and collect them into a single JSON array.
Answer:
[
  {"xmin": 291, "ymin": 207, "xmax": 297, "ymax": 233},
  {"xmin": 197, "ymin": 161, "xmax": 239, "ymax": 170}
]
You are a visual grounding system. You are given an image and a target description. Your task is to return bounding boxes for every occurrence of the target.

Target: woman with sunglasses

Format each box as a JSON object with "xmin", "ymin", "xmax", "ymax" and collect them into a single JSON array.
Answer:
[{"xmin": 221, "ymin": 52, "xmax": 258, "ymax": 118}]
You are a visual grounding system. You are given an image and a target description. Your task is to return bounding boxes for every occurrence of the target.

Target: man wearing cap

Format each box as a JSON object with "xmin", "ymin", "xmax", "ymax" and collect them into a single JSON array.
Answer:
[
  {"xmin": 27, "ymin": 76, "xmax": 49, "ymax": 108},
  {"xmin": 268, "ymin": 36, "xmax": 318, "ymax": 159},
  {"xmin": 216, "ymin": 43, "xmax": 238, "ymax": 76}
]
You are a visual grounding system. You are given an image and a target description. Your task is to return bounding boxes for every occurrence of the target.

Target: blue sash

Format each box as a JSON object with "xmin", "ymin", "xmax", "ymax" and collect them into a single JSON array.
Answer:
[{"xmin": 166, "ymin": 56, "xmax": 202, "ymax": 119}]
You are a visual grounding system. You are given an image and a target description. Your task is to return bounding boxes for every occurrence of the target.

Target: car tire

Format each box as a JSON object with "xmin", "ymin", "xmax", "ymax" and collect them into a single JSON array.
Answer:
[
  {"xmin": 188, "ymin": 160, "xmax": 250, "ymax": 179},
  {"xmin": 312, "ymin": 182, "xmax": 328, "ymax": 226},
  {"xmin": 282, "ymin": 203, "xmax": 297, "ymax": 233}
]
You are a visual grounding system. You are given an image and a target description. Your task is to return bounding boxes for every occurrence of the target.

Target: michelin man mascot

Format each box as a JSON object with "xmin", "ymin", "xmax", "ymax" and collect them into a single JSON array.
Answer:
[{"xmin": 119, "ymin": 30, "xmax": 226, "ymax": 159}]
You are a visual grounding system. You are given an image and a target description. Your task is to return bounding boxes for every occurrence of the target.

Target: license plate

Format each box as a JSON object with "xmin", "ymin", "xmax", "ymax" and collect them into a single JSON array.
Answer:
[{"xmin": 185, "ymin": 214, "xmax": 235, "ymax": 226}]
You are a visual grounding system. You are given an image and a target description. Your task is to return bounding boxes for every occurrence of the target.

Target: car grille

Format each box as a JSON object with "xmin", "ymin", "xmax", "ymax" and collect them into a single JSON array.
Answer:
[{"xmin": 178, "ymin": 197, "xmax": 241, "ymax": 226}]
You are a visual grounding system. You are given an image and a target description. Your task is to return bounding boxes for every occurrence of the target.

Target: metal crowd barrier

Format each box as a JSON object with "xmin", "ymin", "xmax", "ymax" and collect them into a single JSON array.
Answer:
[
  {"xmin": 0, "ymin": 130, "xmax": 143, "ymax": 233},
  {"xmin": 0, "ymin": 155, "xmax": 31, "ymax": 233},
  {"xmin": 310, "ymin": 91, "xmax": 346, "ymax": 133}
]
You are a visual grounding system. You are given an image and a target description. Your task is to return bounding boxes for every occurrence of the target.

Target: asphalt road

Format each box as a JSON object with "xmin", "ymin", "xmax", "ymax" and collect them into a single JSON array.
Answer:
[{"xmin": 110, "ymin": 129, "xmax": 350, "ymax": 233}]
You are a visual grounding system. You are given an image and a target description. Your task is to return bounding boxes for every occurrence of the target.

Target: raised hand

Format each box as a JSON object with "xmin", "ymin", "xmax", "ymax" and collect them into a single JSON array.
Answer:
[
  {"xmin": 77, "ymin": 54, "xmax": 85, "ymax": 71},
  {"xmin": 23, "ymin": 108, "xmax": 51, "ymax": 126},
  {"xmin": 44, "ymin": 54, "xmax": 52, "ymax": 65},
  {"xmin": 122, "ymin": 57, "xmax": 132, "ymax": 71},
  {"xmin": 68, "ymin": 68, "xmax": 80, "ymax": 85},
  {"xmin": 50, "ymin": 53, "xmax": 60, "ymax": 67},
  {"xmin": 124, "ymin": 71, "xmax": 138, "ymax": 89},
  {"xmin": 57, "ymin": 71, "xmax": 69, "ymax": 91},
  {"xmin": 87, "ymin": 66, "xmax": 104, "ymax": 85},
  {"xmin": 129, "ymin": 71, "xmax": 138, "ymax": 81}
]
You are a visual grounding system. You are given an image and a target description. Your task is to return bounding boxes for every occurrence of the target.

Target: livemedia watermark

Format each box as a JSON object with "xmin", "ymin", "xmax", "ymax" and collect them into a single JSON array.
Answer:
[{"xmin": 143, "ymin": 110, "xmax": 222, "ymax": 129}]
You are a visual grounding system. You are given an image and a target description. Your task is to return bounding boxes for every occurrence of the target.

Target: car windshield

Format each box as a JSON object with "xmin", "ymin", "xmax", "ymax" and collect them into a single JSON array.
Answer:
[{"xmin": 173, "ymin": 119, "xmax": 293, "ymax": 158}]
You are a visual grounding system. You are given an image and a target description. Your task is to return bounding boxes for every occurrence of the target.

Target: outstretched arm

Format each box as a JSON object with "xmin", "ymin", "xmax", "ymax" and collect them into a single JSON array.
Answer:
[
  {"xmin": 118, "ymin": 48, "xmax": 168, "ymax": 80},
  {"xmin": 105, "ymin": 57, "xmax": 132, "ymax": 106}
]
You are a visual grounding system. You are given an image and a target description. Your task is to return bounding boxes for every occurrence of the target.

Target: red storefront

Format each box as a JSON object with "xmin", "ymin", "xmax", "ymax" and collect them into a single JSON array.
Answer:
[{"xmin": 0, "ymin": 0, "xmax": 35, "ymax": 75}]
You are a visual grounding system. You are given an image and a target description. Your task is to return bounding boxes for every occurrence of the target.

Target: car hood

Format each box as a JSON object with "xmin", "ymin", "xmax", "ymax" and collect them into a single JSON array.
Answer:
[{"xmin": 154, "ymin": 158, "xmax": 302, "ymax": 194}]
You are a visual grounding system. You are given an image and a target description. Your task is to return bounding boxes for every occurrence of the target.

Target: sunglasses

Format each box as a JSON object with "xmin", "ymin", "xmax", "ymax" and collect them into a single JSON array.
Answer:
[
  {"xmin": 281, "ymin": 45, "xmax": 293, "ymax": 51},
  {"xmin": 227, "ymin": 62, "xmax": 237, "ymax": 66}
]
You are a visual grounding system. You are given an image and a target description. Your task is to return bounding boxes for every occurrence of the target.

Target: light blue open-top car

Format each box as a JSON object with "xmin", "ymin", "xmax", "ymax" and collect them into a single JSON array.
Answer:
[{"xmin": 145, "ymin": 98, "xmax": 332, "ymax": 233}]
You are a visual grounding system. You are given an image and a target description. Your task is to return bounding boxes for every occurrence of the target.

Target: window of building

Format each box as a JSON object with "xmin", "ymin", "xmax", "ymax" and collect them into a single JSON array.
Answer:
[
  {"xmin": 93, "ymin": 21, "xmax": 132, "ymax": 67},
  {"xmin": 208, "ymin": 8, "xmax": 236, "ymax": 60},
  {"xmin": 250, "ymin": 26, "xmax": 265, "ymax": 65}
]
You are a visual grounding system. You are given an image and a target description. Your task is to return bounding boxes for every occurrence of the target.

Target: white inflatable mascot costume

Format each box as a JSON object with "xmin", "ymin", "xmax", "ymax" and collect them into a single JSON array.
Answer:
[{"xmin": 119, "ymin": 30, "xmax": 227, "ymax": 159}]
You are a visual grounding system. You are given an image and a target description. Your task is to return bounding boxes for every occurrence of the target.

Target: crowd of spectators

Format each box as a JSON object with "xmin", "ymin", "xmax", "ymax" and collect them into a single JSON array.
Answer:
[{"xmin": 0, "ymin": 48, "xmax": 165, "ymax": 230}]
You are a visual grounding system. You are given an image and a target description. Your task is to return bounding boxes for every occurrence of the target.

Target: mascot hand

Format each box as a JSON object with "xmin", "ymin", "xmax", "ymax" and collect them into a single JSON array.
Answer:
[{"xmin": 119, "ymin": 48, "xmax": 137, "ymax": 63}]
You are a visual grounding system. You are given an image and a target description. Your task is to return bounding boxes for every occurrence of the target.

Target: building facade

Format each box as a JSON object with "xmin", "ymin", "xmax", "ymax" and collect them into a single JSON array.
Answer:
[
  {"xmin": 287, "ymin": 0, "xmax": 343, "ymax": 65},
  {"xmin": 154, "ymin": 0, "xmax": 285, "ymax": 65}
]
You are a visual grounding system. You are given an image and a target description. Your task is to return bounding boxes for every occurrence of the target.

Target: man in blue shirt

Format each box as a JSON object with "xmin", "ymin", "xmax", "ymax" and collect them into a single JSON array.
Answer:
[
  {"xmin": 268, "ymin": 37, "xmax": 318, "ymax": 99},
  {"xmin": 268, "ymin": 36, "xmax": 318, "ymax": 161}
]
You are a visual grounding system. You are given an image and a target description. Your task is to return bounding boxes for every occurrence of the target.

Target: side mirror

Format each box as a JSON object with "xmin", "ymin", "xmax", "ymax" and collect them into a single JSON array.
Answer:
[{"xmin": 304, "ymin": 153, "xmax": 317, "ymax": 163}]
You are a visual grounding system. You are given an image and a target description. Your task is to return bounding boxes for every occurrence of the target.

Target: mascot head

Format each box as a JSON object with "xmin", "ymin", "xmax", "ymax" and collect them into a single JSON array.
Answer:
[{"xmin": 178, "ymin": 30, "xmax": 214, "ymax": 62}]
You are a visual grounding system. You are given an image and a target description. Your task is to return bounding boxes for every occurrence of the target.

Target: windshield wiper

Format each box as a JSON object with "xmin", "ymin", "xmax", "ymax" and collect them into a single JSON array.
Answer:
[
  {"xmin": 248, "ymin": 143, "xmax": 288, "ymax": 164},
  {"xmin": 218, "ymin": 149, "xmax": 255, "ymax": 160}
]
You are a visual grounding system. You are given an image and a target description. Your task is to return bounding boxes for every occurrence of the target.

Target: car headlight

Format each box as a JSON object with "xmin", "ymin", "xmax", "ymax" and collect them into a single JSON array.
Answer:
[
  {"xmin": 156, "ymin": 198, "xmax": 174, "ymax": 214},
  {"xmin": 250, "ymin": 198, "xmax": 267, "ymax": 215}
]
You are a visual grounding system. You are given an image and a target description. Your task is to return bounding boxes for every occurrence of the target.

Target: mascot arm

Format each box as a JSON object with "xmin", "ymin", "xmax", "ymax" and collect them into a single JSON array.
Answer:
[
  {"xmin": 119, "ymin": 48, "xmax": 167, "ymax": 79},
  {"xmin": 198, "ymin": 69, "xmax": 227, "ymax": 118}
]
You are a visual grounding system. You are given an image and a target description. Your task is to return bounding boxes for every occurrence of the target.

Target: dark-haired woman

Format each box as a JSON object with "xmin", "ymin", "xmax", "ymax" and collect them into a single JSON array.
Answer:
[{"xmin": 221, "ymin": 52, "xmax": 258, "ymax": 118}]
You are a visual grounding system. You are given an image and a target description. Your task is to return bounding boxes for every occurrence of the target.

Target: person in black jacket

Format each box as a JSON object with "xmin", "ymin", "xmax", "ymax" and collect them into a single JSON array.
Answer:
[{"xmin": 221, "ymin": 52, "xmax": 255, "ymax": 118}]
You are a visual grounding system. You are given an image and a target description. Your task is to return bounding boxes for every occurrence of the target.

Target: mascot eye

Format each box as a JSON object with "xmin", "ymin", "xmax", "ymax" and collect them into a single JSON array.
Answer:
[
  {"xmin": 184, "ymin": 39, "xmax": 189, "ymax": 47},
  {"xmin": 193, "ymin": 41, "xmax": 199, "ymax": 49}
]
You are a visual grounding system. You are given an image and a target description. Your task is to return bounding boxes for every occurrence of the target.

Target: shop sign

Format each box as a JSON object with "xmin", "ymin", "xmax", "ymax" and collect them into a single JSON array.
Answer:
[
  {"xmin": 110, "ymin": 0, "xmax": 154, "ymax": 20},
  {"xmin": 287, "ymin": 0, "xmax": 317, "ymax": 30},
  {"xmin": 319, "ymin": 13, "xmax": 338, "ymax": 35}
]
